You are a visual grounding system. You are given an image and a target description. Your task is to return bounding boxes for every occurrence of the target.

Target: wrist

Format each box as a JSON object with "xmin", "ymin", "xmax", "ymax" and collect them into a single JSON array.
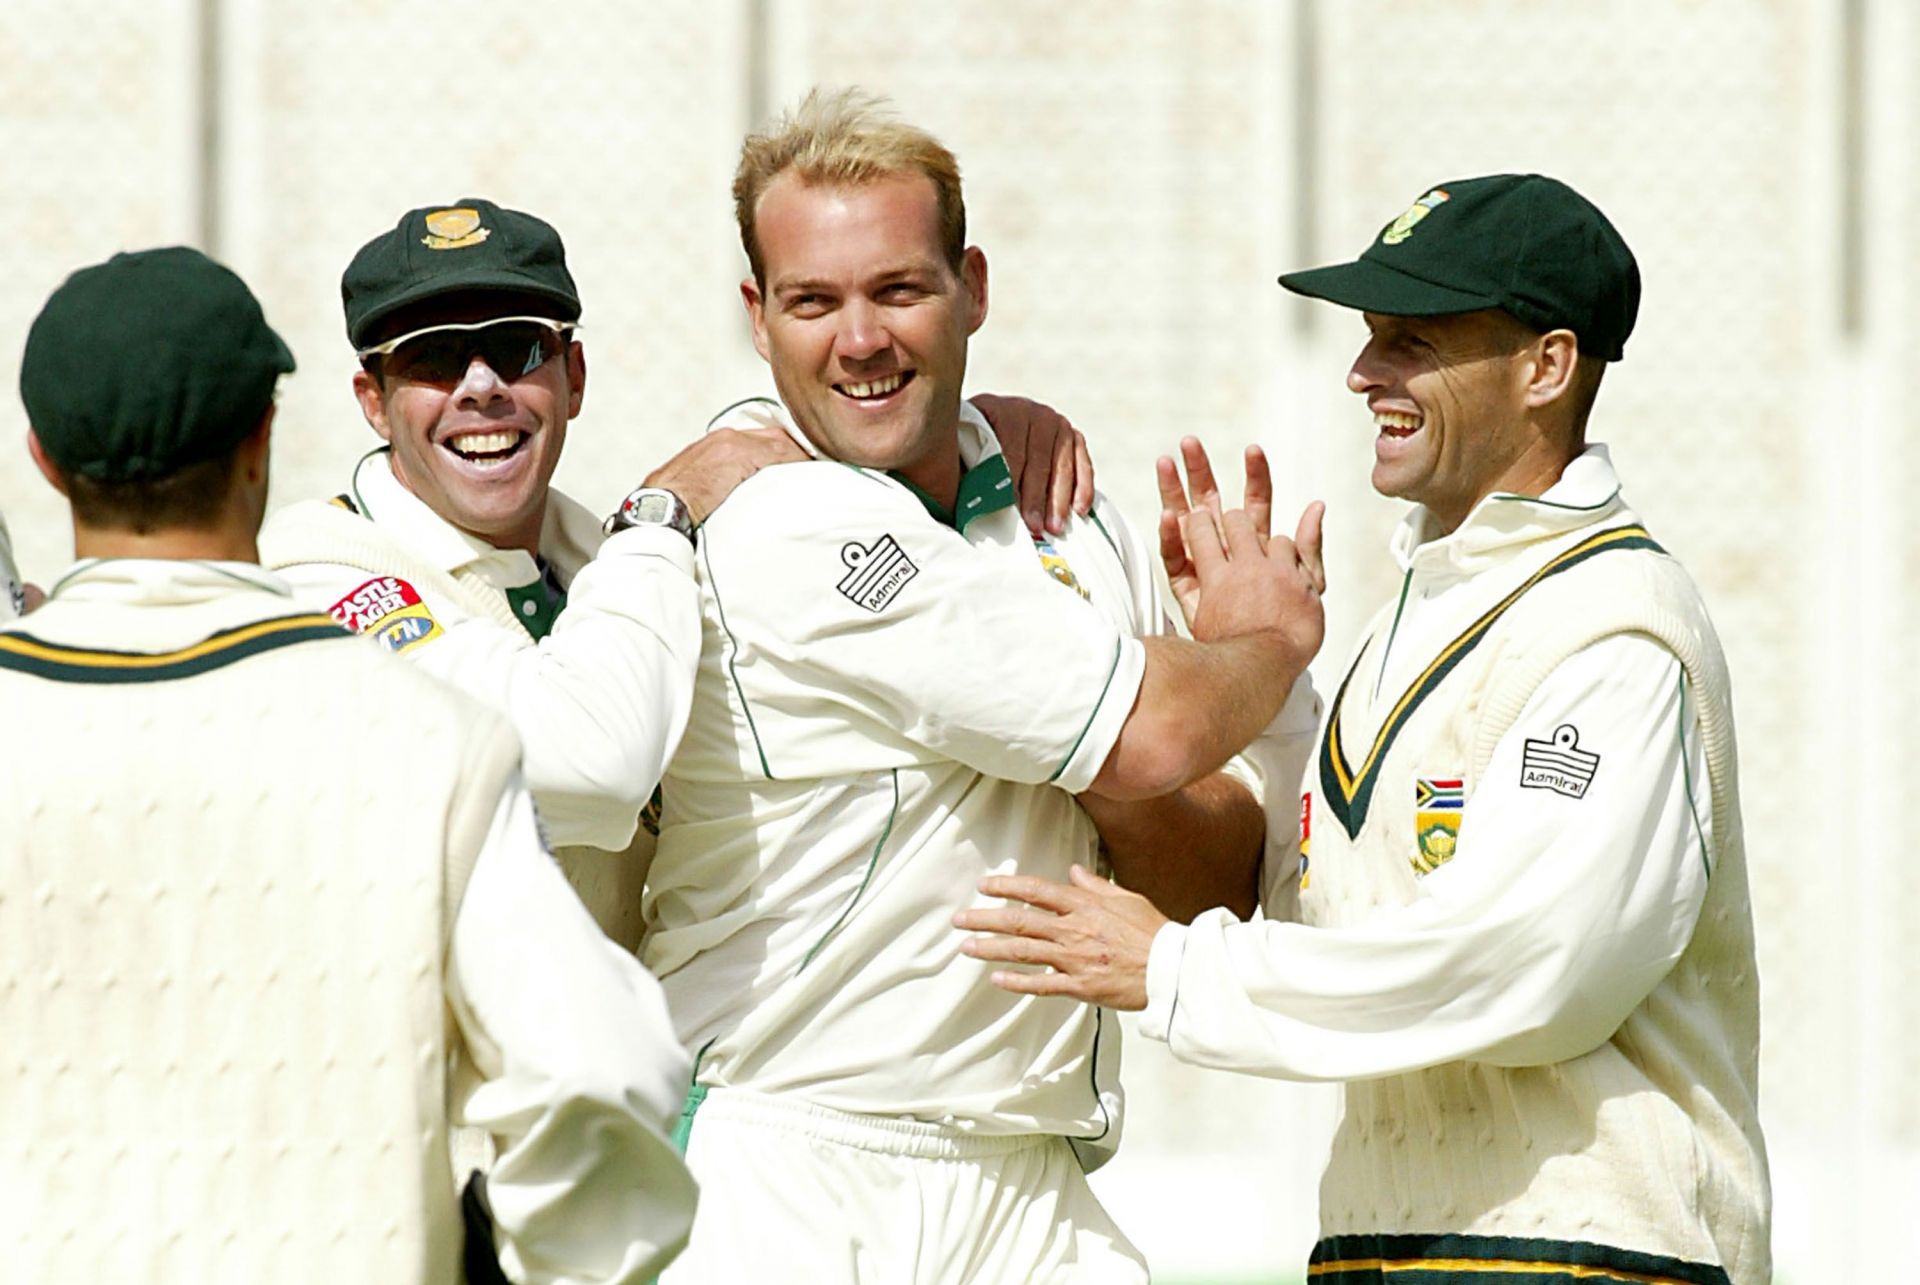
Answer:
[{"xmin": 605, "ymin": 485, "xmax": 697, "ymax": 545}]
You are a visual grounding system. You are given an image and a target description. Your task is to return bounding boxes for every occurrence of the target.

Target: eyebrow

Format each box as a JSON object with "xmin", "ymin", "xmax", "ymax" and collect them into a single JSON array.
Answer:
[{"xmin": 771, "ymin": 262, "xmax": 941, "ymax": 297}]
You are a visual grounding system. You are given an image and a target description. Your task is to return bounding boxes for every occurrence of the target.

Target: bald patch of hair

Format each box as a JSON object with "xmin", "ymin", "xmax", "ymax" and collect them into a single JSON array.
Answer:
[{"xmin": 734, "ymin": 87, "xmax": 966, "ymax": 288}]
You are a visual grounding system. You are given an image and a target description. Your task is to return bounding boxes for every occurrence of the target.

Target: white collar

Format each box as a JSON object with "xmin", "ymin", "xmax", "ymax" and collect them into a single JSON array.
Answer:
[
  {"xmin": 1391, "ymin": 444, "xmax": 1626, "ymax": 576},
  {"xmin": 46, "ymin": 558, "xmax": 292, "ymax": 606},
  {"xmin": 348, "ymin": 448, "xmax": 602, "ymax": 584}
]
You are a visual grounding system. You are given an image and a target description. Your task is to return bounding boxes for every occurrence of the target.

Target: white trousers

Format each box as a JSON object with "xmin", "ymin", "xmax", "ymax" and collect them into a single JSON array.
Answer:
[{"xmin": 663, "ymin": 1089, "xmax": 1149, "ymax": 1284}]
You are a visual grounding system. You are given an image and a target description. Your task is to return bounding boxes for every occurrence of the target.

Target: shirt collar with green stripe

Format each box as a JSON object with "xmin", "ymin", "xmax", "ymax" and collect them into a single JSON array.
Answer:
[{"xmin": 1392, "ymin": 443, "xmax": 1627, "ymax": 578}]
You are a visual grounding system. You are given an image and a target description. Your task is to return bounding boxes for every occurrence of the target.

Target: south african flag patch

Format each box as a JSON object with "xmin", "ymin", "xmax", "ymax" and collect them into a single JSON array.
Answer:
[{"xmin": 1412, "ymin": 777, "xmax": 1463, "ymax": 875}]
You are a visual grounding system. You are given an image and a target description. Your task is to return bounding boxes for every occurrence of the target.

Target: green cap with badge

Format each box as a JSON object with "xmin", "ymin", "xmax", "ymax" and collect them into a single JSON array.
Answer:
[
  {"xmin": 19, "ymin": 246, "xmax": 296, "ymax": 482},
  {"xmin": 1279, "ymin": 173, "xmax": 1640, "ymax": 360},
  {"xmin": 342, "ymin": 198, "xmax": 581, "ymax": 349}
]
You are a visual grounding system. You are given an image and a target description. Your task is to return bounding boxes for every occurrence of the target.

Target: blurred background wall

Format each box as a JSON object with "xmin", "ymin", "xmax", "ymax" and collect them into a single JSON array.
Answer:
[{"xmin": 1, "ymin": 3, "xmax": 1910, "ymax": 1280}]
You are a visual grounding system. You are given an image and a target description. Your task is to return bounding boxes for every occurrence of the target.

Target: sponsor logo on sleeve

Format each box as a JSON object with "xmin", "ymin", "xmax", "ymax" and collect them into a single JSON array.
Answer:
[
  {"xmin": 837, "ymin": 535, "xmax": 918, "ymax": 613},
  {"xmin": 1033, "ymin": 534, "xmax": 1090, "ymax": 600},
  {"xmin": 1412, "ymin": 776, "xmax": 1463, "ymax": 875},
  {"xmin": 1298, "ymin": 791, "xmax": 1312, "ymax": 890},
  {"xmin": 1520, "ymin": 724, "xmax": 1600, "ymax": 799},
  {"xmin": 329, "ymin": 576, "xmax": 443, "ymax": 655}
]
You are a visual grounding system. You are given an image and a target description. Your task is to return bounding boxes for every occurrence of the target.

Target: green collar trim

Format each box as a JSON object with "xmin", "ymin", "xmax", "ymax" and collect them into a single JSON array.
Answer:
[
  {"xmin": 887, "ymin": 453, "xmax": 1015, "ymax": 533},
  {"xmin": 0, "ymin": 613, "xmax": 347, "ymax": 685},
  {"xmin": 505, "ymin": 567, "xmax": 566, "ymax": 641}
]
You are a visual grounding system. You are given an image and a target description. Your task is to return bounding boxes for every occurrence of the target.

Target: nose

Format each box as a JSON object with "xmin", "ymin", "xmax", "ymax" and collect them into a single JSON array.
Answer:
[
  {"xmin": 834, "ymin": 298, "xmax": 890, "ymax": 363},
  {"xmin": 452, "ymin": 355, "xmax": 511, "ymax": 408},
  {"xmin": 1347, "ymin": 337, "xmax": 1388, "ymax": 396}
]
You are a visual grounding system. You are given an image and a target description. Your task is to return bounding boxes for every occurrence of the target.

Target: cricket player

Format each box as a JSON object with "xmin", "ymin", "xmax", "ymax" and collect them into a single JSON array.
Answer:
[
  {"xmin": 1, "ymin": 246, "xmax": 695, "ymax": 1283},
  {"xmin": 959, "ymin": 175, "xmax": 1770, "ymax": 1284},
  {"xmin": 261, "ymin": 200, "xmax": 1097, "ymax": 949},
  {"xmin": 643, "ymin": 89, "xmax": 1325, "ymax": 1283}
]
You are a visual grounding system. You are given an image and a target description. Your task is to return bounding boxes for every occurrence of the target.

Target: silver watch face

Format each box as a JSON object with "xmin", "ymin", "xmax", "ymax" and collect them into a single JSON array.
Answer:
[{"xmin": 628, "ymin": 492, "xmax": 676, "ymax": 525}]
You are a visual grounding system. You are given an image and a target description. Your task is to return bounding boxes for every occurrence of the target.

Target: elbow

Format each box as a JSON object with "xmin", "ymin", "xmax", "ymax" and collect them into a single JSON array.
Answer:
[{"xmin": 1090, "ymin": 718, "xmax": 1213, "ymax": 801}]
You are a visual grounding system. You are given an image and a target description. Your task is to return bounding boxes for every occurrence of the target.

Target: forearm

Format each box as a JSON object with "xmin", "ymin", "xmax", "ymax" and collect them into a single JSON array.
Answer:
[
  {"xmin": 1087, "ymin": 633, "xmax": 1304, "ymax": 800},
  {"xmin": 1080, "ymin": 772, "xmax": 1264, "ymax": 921}
]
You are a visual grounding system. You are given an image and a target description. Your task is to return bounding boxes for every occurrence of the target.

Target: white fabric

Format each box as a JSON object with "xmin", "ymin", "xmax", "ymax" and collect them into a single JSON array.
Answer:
[
  {"xmin": 1142, "ymin": 634, "xmax": 1707, "ymax": 1077},
  {"xmin": 262, "ymin": 449, "xmax": 701, "ymax": 853},
  {"xmin": 662, "ymin": 1089, "xmax": 1147, "ymax": 1285},
  {"xmin": 645, "ymin": 401, "xmax": 1149, "ymax": 1146},
  {"xmin": 1137, "ymin": 445, "xmax": 1769, "ymax": 1282},
  {"xmin": 0, "ymin": 559, "xmax": 694, "ymax": 1284},
  {"xmin": 452, "ymin": 780, "xmax": 697, "ymax": 1283}
]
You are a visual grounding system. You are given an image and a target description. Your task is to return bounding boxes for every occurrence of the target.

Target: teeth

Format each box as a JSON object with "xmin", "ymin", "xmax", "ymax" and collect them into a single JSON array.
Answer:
[
  {"xmin": 1374, "ymin": 411, "xmax": 1422, "ymax": 432},
  {"xmin": 842, "ymin": 373, "xmax": 904, "ymax": 399},
  {"xmin": 449, "ymin": 431, "xmax": 521, "ymax": 456}
]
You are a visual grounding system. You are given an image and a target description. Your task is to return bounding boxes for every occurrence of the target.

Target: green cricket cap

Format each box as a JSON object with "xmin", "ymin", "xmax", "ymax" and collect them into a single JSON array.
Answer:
[
  {"xmin": 19, "ymin": 246, "xmax": 296, "ymax": 482},
  {"xmin": 342, "ymin": 198, "xmax": 581, "ymax": 349},
  {"xmin": 1279, "ymin": 173, "xmax": 1640, "ymax": 360}
]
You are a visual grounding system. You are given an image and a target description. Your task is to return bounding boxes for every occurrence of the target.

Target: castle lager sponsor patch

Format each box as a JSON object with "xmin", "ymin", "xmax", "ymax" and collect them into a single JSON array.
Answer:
[
  {"xmin": 837, "ymin": 534, "xmax": 918, "ymax": 612},
  {"xmin": 330, "ymin": 576, "xmax": 443, "ymax": 654},
  {"xmin": 1520, "ymin": 724, "xmax": 1600, "ymax": 799}
]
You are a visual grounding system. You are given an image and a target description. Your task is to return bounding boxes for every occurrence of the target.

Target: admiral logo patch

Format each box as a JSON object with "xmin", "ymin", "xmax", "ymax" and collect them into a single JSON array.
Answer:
[
  {"xmin": 1412, "ymin": 777, "xmax": 1463, "ymax": 875},
  {"xmin": 837, "ymin": 535, "xmax": 918, "ymax": 613},
  {"xmin": 1521, "ymin": 724, "xmax": 1600, "ymax": 799},
  {"xmin": 330, "ymin": 576, "xmax": 443, "ymax": 654}
]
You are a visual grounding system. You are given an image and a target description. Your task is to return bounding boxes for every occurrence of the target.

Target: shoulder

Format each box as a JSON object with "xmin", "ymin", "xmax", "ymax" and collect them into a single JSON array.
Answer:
[{"xmin": 703, "ymin": 459, "xmax": 927, "ymax": 544}]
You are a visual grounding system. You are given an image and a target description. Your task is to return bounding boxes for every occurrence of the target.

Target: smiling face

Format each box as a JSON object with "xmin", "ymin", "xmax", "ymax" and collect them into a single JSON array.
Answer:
[
  {"xmin": 1346, "ymin": 309, "xmax": 1568, "ymax": 534},
  {"xmin": 741, "ymin": 170, "xmax": 987, "ymax": 507},
  {"xmin": 352, "ymin": 294, "xmax": 584, "ymax": 554}
]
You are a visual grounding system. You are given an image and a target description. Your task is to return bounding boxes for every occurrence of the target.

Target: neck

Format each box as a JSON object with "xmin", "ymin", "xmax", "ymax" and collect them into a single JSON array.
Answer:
[
  {"xmin": 1431, "ymin": 434, "xmax": 1580, "ymax": 536},
  {"xmin": 72, "ymin": 524, "xmax": 260, "ymax": 564},
  {"xmin": 894, "ymin": 451, "xmax": 964, "ymax": 517}
]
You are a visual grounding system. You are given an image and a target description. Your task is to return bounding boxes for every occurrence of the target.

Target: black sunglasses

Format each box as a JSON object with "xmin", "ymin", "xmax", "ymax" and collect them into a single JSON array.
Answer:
[{"xmin": 359, "ymin": 316, "xmax": 574, "ymax": 386}]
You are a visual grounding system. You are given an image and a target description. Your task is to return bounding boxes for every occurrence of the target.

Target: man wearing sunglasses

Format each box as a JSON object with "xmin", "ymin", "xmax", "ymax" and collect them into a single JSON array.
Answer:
[{"xmin": 261, "ymin": 200, "xmax": 1094, "ymax": 951}]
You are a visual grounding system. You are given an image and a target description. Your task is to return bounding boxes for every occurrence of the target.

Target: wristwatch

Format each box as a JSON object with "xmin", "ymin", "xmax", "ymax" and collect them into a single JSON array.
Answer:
[{"xmin": 604, "ymin": 486, "xmax": 697, "ymax": 545}]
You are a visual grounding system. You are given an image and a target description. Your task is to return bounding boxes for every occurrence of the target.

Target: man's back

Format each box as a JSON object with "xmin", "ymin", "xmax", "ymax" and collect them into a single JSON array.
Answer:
[{"xmin": 0, "ymin": 560, "xmax": 515, "ymax": 1283}]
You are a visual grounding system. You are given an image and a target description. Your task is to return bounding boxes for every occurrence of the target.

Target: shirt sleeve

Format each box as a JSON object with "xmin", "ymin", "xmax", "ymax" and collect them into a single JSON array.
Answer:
[
  {"xmin": 446, "ymin": 772, "xmax": 697, "ymax": 1284},
  {"xmin": 279, "ymin": 527, "xmax": 701, "ymax": 852},
  {"xmin": 703, "ymin": 465, "xmax": 1145, "ymax": 792},
  {"xmin": 1217, "ymin": 673, "xmax": 1324, "ymax": 918},
  {"xmin": 1140, "ymin": 634, "xmax": 1711, "ymax": 1081}
]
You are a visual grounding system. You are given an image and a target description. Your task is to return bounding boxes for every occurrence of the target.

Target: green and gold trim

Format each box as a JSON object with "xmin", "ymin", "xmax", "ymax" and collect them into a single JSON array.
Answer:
[
  {"xmin": 1308, "ymin": 1232, "xmax": 1730, "ymax": 1283},
  {"xmin": 0, "ymin": 613, "xmax": 348, "ymax": 685},
  {"xmin": 1319, "ymin": 524, "xmax": 1663, "ymax": 839}
]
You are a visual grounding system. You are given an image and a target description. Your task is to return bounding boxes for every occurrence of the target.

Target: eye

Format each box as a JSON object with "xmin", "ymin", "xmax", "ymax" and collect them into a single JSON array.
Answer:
[
  {"xmin": 879, "ymin": 282, "xmax": 927, "ymax": 302},
  {"xmin": 786, "ymin": 293, "xmax": 832, "ymax": 318}
]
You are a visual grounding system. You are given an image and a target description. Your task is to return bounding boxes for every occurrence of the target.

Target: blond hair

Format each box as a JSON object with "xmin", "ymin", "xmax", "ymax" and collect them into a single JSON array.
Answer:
[{"xmin": 733, "ymin": 87, "xmax": 966, "ymax": 287}]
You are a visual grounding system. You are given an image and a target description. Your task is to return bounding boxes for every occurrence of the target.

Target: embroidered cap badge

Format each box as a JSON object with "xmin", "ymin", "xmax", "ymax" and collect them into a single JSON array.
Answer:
[
  {"xmin": 421, "ymin": 207, "xmax": 491, "ymax": 251},
  {"xmin": 1381, "ymin": 188, "xmax": 1450, "ymax": 246}
]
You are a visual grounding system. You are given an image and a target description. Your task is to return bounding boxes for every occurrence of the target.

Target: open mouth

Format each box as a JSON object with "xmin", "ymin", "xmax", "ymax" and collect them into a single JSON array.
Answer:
[
  {"xmin": 835, "ymin": 371, "xmax": 914, "ymax": 403},
  {"xmin": 1374, "ymin": 410, "xmax": 1422, "ymax": 439},
  {"xmin": 444, "ymin": 430, "xmax": 529, "ymax": 463}
]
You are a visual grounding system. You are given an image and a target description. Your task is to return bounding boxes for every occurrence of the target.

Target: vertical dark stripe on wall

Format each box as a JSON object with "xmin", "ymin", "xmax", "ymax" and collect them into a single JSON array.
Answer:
[
  {"xmin": 196, "ymin": 0, "xmax": 222, "ymax": 256},
  {"xmin": 1837, "ymin": 0, "xmax": 1865, "ymax": 338},
  {"xmin": 1290, "ymin": 0, "xmax": 1320, "ymax": 337}
]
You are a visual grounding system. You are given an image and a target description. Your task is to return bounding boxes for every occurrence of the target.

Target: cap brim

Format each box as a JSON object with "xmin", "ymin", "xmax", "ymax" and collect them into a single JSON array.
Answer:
[
  {"xmin": 351, "ymin": 267, "xmax": 581, "ymax": 346},
  {"xmin": 1277, "ymin": 257, "xmax": 1499, "ymax": 317}
]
